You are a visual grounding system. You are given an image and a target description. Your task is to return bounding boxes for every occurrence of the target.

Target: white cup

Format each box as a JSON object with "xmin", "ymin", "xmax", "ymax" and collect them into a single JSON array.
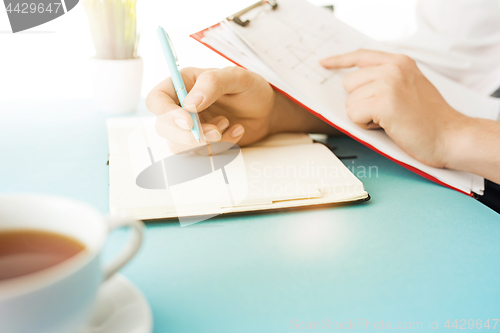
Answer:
[
  {"xmin": 0, "ymin": 195, "xmax": 144, "ymax": 333},
  {"xmin": 89, "ymin": 57, "xmax": 143, "ymax": 114}
]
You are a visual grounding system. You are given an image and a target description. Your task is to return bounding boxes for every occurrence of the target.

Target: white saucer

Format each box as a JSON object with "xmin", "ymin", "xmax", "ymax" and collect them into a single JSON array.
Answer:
[{"xmin": 78, "ymin": 274, "xmax": 152, "ymax": 333}]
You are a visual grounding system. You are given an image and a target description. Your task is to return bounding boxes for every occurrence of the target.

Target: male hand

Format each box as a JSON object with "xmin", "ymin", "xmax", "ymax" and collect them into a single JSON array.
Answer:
[
  {"xmin": 146, "ymin": 66, "xmax": 276, "ymax": 153},
  {"xmin": 321, "ymin": 49, "xmax": 465, "ymax": 168},
  {"xmin": 146, "ymin": 66, "xmax": 335, "ymax": 153}
]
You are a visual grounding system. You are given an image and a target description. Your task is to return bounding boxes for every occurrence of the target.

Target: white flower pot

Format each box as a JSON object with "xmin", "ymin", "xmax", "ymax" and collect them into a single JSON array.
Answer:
[{"xmin": 89, "ymin": 57, "xmax": 143, "ymax": 114}]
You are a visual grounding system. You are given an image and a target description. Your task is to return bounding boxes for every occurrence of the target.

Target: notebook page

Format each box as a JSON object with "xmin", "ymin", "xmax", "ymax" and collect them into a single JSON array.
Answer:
[
  {"xmin": 201, "ymin": 0, "xmax": 500, "ymax": 194},
  {"xmin": 107, "ymin": 118, "xmax": 175, "ymax": 217},
  {"xmin": 233, "ymin": 143, "xmax": 366, "ymax": 206},
  {"xmin": 119, "ymin": 118, "xmax": 324, "ymax": 206},
  {"xmin": 108, "ymin": 117, "xmax": 366, "ymax": 218}
]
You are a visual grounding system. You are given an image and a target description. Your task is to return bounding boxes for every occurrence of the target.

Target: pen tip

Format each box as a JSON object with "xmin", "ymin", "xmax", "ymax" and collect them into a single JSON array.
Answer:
[{"xmin": 197, "ymin": 139, "xmax": 201, "ymax": 143}]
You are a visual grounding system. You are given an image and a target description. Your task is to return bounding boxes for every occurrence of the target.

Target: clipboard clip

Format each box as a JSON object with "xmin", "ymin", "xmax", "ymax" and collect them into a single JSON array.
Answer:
[{"xmin": 227, "ymin": 0, "xmax": 278, "ymax": 27}]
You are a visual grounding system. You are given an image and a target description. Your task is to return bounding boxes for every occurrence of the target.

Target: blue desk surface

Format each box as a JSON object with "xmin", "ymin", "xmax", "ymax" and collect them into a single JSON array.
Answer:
[{"xmin": 1, "ymin": 100, "xmax": 499, "ymax": 332}]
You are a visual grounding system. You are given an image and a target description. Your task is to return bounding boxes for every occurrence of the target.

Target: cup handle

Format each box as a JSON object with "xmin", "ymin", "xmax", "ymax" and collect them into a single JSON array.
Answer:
[{"xmin": 102, "ymin": 215, "xmax": 144, "ymax": 281}]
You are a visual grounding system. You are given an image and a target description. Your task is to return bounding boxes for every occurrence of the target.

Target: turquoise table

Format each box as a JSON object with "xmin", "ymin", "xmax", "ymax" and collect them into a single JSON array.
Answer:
[{"xmin": 1, "ymin": 100, "xmax": 499, "ymax": 332}]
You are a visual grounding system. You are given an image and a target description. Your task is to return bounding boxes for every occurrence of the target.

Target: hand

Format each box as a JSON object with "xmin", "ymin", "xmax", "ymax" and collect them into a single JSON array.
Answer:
[
  {"xmin": 146, "ymin": 66, "xmax": 276, "ymax": 153},
  {"xmin": 321, "ymin": 49, "xmax": 466, "ymax": 168},
  {"xmin": 146, "ymin": 66, "xmax": 336, "ymax": 153}
]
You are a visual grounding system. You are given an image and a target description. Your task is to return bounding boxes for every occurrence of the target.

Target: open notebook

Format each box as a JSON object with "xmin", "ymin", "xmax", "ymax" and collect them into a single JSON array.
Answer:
[
  {"xmin": 107, "ymin": 117, "xmax": 369, "ymax": 221},
  {"xmin": 191, "ymin": 0, "xmax": 500, "ymax": 196}
]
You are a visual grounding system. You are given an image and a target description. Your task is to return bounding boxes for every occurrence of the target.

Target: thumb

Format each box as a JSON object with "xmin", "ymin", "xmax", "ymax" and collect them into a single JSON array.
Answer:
[
  {"xmin": 182, "ymin": 90, "xmax": 204, "ymax": 111},
  {"xmin": 182, "ymin": 67, "xmax": 253, "ymax": 113}
]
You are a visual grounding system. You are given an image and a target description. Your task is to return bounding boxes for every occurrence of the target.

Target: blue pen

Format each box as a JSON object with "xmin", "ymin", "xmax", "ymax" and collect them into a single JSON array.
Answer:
[{"xmin": 157, "ymin": 26, "xmax": 202, "ymax": 143}]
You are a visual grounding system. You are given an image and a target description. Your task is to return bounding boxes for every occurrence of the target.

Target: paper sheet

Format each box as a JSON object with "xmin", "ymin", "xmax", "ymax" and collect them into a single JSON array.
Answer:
[{"xmin": 200, "ymin": 0, "xmax": 500, "ymax": 195}]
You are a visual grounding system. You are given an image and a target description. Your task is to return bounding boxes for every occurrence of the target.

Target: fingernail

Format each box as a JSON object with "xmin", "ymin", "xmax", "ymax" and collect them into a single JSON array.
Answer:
[
  {"xmin": 231, "ymin": 125, "xmax": 244, "ymax": 138},
  {"xmin": 183, "ymin": 91, "xmax": 204, "ymax": 107},
  {"xmin": 174, "ymin": 118, "xmax": 190, "ymax": 130},
  {"xmin": 205, "ymin": 130, "xmax": 221, "ymax": 142},
  {"xmin": 216, "ymin": 118, "xmax": 229, "ymax": 131},
  {"xmin": 183, "ymin": 104, "xmax": 197, "ymax": 113}
]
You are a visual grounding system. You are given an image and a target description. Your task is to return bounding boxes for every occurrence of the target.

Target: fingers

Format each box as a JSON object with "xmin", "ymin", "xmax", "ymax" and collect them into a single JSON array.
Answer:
[
  {"xmin": 366, "ymin": 122, "xmax": 381, "ymax": 129},
  {"xmin": 146, "ymin": 80, "xmax": 181, "ymax": 116},
  {"xmin": 221, "ymin": 124, "xmax": 245, "ymax": 143},
  {"xmin": 161, "ymin": 123, "xmax": 245, "ymax": 156},
  {"xmin": 182, "ymin": 66, "xmax": 255, "ymax": 112},
  {"xmin": 204, "ymin": 124, "xmax": 245, "ymax": 155},
  {"xmin": 201, "ymin": 123, "xmax": 222, "ymax": 142},
  {"xmin": 201, "ymin": 120, "xmax": 245, "ymax": 144},
  {"xmin": 204, "ymin": 116, "xmax": 245, "ymax": 144},
  {"xmin": 343, "ymin": 65, "xmax": 385, "ymax": 93},
  {"xmin": 320, "ymin": 49, "xmax": 418, "ymax": 132},
  {"xmin": 207, "ymin": 115, "xmax": 230, "ymax": 132},
  {"xmin": 345, "ymin": 80, "xmax": 378, "ymax": 107},
  {"xmin": 156, "ymin": 108, "xmax": 245, "ymax": 151},
  {"xmin": 346, "ymin": 97, "xmax": 378, "ymax": 128},
  {"xmin": 201, "ymin": 115, "xmax": 230, "ymax": 142},
  {"xmin": 145, "ymin": 67, "xmax": 215, "ymax": 116},
  {"xmin": 156, "ymin": 111, "xmax": 198, "ymax": 146},
  {"xmin": 320, "ymin": 49, "xmax": 414, "ymax": 69},
  {"xmin": 147, "ymin": 66, "xmax": 253, "ymax": 116},
  {"xmin": 147, "ymin": 65, "xmax": 251, "ymax": 153},
  {"xmin": 156, "ymin": 115, "xmax": 224, "ymax": 146},
  {"xmin": 344, "ymin": 80, "xmax": 387, "ymax": 129}
]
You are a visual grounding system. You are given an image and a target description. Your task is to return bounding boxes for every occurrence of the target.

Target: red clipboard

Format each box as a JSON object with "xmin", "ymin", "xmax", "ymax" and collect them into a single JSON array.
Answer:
[{"xmin": 190, "ymin": 23, "xmax": 473, "ymax": 197}]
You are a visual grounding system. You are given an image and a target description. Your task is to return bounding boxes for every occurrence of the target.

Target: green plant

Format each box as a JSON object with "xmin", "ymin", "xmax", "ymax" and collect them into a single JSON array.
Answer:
[{"xmin": 83, "ymin": 0, "xmax": 139, "ymax": 59}]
